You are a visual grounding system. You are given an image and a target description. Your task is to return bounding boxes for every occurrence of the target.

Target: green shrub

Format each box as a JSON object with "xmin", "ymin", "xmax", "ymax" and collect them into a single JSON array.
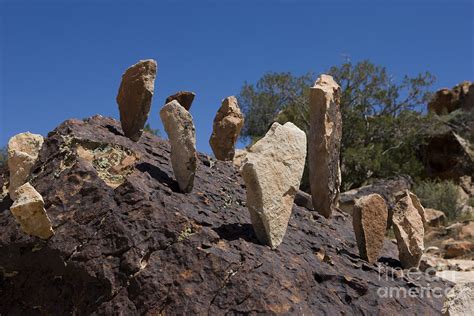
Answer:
[{"xmin": 413, "ymin": 180, "xmax": 460, "ymax": 220}]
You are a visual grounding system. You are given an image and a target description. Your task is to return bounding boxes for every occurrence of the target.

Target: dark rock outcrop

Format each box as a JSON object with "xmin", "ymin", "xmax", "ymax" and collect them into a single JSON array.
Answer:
[
  {"xmin": 0, "ymin": 116, "xmax": 450, "ymax": 314},
  {"xmin": 428, "ymin": 81, "xmax": 473, "ymax": 115}
]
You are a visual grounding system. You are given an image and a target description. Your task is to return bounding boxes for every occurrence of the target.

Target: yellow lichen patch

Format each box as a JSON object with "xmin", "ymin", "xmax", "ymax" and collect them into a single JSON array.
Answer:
[{"xmin": 76, "ymin": 143, "xmax": 138, "ymax": 188}]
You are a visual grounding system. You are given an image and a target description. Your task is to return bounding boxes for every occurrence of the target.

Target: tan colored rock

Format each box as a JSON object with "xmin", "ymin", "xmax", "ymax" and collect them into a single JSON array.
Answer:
[
  {"xmin": 460, "ymin": 221, "xmax": 474, "ymax": 239},
  {"xmin": 428, "ymin": 81, "xmax": 473, "ymax": 115},
  {"xmin": 240, "ymin": 122, "xmax": 307, "ymax": 248},
  {"xmin": 209, "ymin": 96, "xmax": 244, "ymax": 161},
  {"xmin": 392, "ymin": 192, "xmax": 425, "ymax": 268},
  {"xmin": 308, "ymin": 74, "xmax": 342, "ymax": 218},
  {"xmin": 442, "ymin": 282, "xmax": 474, "ymax": 316},
  {"xmin": 160, "ymin": 100, "xmax": 197, "ymax": 193},
  {"xmin": 425, "ymin": 208, "xmax": 447, "ymax": 227},
  {"xmin": 444, "ymin": 241, "xmax": 474, "ymax": 259},
  {"xmin": 232, "ymin": 149, "xmax": 248, "ymax": 168},
  {"xmin": 116, "ymin": 59, "xmax": 157, "ymax": 142},
  {"xmin": 352, "ymin": 194, "xmax": 388, "ymax": 263},
  {"xmin": 408, "ymin": 191, "xmax": 427, "ymax": 228},
  {"xmin": 7, "ymin": 132, "xmax": 44, "ymax": 200},
  {"xmin": 165, "ymin": 91, "xmax": 195, "ymax": 111},
  {"xmin": 10, "ymin": 182, "xmax": 54, "ymax": 239}
]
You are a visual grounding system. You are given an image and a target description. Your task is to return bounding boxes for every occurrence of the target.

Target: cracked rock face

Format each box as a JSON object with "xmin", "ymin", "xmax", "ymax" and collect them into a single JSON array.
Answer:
[
  {"xmin": 393, "ymin": 191, "xmax": 425, "ymax": 269},
  {"xmin": 10, "ymin": 182, "xmax": 54, "ymax": 239},
  {"xmin": 165, "ymin": 91, "xmax": 196, "ymax": 111},
  {"xmin": 0, "ymin": 116, "xmax": 451, "ymax": 314},
  {"xmin": 442, "ymin": 282, "xmax": 474, "ymax": 316},
  {"xmin": 308, "ymin": 74, "xmax": 342, "ymax": 218},
  {"xmin": 209, "ymin": 96, "xmax": 244, "ymax": 161},
  {"xmin": 116, "ymin": 59, "xmax": 157, "ymax": 142},
  {"xmin": 240, "ymin": 122, "xmax": 307, "ymax": 248},
  {"xmin": 160, "ymin": 100, "xmax": 197, "ymax": 193},
  {"xmin": 352, "ymin": 194, "xmax": 388, "ymax": 263},
  {"xmin": 8, "ymin": 132, "xmax": 44, "ymax": 200}
]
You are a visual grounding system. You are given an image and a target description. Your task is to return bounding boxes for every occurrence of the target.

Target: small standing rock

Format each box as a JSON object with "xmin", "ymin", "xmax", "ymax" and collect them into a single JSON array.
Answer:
[
  {"xmin": 240, "ymin": 122, "xmax": 307, "ymax": 248},
  {"xmin": 352, "ymin": 194, "xmax": 388, "ymax": 263},
  {"xmin": 160, "ymin": 100, "xmax": 197, "ymax": 193},
  {"xmin": 209, "ymin": 96, "xmax": 244, "ymax": 161},
  {"xmin": 308, "ymin": 74, "xmax": 342, "ymax": 218},
  {"xmin": 8, "ymin": 132, "xmax": 44, "ymax": 200},
  {"xmin": 116, "ymin": 59, "xmax": 157, "ymax": 142},
  {"xmin": 165, "ymin": 91, "xmax": 196, "ymax": 111},
  {"xmin": 392, "ymin": 191, "xmax": 425, "ymax": 268},
  {"xmin": 10, "ymin": 182, "xmax": 54, "ymax": 239}
]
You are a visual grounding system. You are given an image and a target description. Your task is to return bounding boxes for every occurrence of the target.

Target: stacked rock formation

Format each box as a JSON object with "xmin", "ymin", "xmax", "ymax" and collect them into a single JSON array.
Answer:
[
  {"xmin": 428, "ymin": 81, "xmax": 473, "ymax": 115},
  {"xmin": 209, "ymin": 96, "xmax": 244, "ymax": 161},
  {"xmin": 10, "ymin": 182, "xmax": 54, "ymax": 239},
  {"xmin": 240, "ymin": 122, "xmax": 307, "ymax": 248},
  {"xmin": 392, "ymin": 191, "xmax": 425, "ymax": 268},
  {"xmin": 116, "ymin": 59, "xmax": 157, "ymax": 141},
  {"xmin": 7, "ymin": 132, "xmax": 44, "ymax": 200},
  {"xmin": 160, "ymin": 100, "xmax": 197, "ymax": 193},
  {"xmin": 308, "ymin": 74, "xmax": 342, "ymax": 218},
  {"xmin": 352, "ymin": 194, "xmax": 388, "ymax": 263},
  {"xmin": 165, "ymin": 91, "xmax": 195, "ymax": 111}
]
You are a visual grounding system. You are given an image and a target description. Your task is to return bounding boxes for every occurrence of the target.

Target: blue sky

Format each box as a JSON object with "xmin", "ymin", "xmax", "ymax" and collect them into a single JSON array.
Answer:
[{"xmin": 1, "ymin": 0, "xmax": 473, "ymax": 153}]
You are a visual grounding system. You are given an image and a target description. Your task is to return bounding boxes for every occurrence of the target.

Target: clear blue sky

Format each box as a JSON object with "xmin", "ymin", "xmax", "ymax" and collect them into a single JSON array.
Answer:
[{"xmin": 1, "ymin": 0, "xmax": 473, "ymax": 153}]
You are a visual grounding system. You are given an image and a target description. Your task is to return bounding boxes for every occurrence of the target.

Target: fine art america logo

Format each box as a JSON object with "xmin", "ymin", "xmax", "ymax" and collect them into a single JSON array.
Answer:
[{"xmin": 376, "ymin": 266, "xmax": 453, "ymax": 298}]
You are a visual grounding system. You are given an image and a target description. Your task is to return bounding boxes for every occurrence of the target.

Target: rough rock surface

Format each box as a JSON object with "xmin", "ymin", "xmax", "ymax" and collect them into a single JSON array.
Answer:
[
  {"xmin": 209, "ymin": 96, "xmax": 244, "ymax": 161},
  {"xmin": 308, "ymin": 74, "xmax": 342, "ymax": 218},
  {"xmin": 165, "ymin": 91, "xmax": 196, "ymax": 111},
  {"xmin": 294, "ymin": 190, "xmax": 314, "ymax": 210},
  {"xmin": 10, "ymin": 182, "xmax": 54, "ymax": 239},
  {"xmin": 425, "ymin": 208, "xmax": 447, "ymax": 227},
  {"xmin": 7, "ymin": 132, "xmax": 44, "ymax": 200},
  {"xmin": 0, "ymin": 116, "xmax": 451, "ymax": 314},
  {"xmin": 408, "ymin": 191, "xmax": 427, "ymax": 228},
  {"xmin": 352, "ymin": 194, "xmax": 388, "ymax": 264},
  {"xmin": 428, "ymin": 81, "xmax": 473, "ymax": 115},
  {"xmin": 232, "ymin": 149, "xmax": 247, "ymax": 168},
  {"xmin": 116, "ymin": 59, "xmax": 157, "ymax": 141},
  {"xmin": 240, "ymin": 122, "xmax": 306, "ymax": 248},
  {"xmin": 392, "ymin": 192, "xmax": 425, "ymax": 268},
  {"xmin": 160, "ymin": 100, "xmax": 197, "ymax": 193},
  {"xmin": 442, "ymin": 282, "xmax": 474, "ymax": 316}
]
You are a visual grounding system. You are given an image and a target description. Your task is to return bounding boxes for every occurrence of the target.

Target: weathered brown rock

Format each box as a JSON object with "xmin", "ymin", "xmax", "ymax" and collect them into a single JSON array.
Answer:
[
  {"xmin": 308, "ymin": 74, "xmax": 342, "ymax": 218},
  {"xmin": 209, "ymin": 96, "xmax": 244, "ymax": 161},
  {"xmin": 165, "ymin": 91, "xmax": 195, "ymax": 111},
  {"xmin": 240, "ymin": 122, "xmax": 307, "ymax": 248},
  {"xmin": 159, "ymin": 100, "xmax": 197, "ymax": 193},
  {"xmin": 352, "ymin": 194, "xmax": 388, "ymax": 263},
  {"xmin": 10, "ymin": 182, "xmax": 54, "ymax": 239},
  {"xmin": 116, "ymin": 59, "xmax": 157, "ymax": 141},
  {"xmin": 444, "ymin": 241, "xmax": 474, "ymax": 259},
  {"xmin": 7, "ymin": 132, "xmax": 44, "ymax": 200},
  {"xmin": 442, "ymin": 282, "xmax": 474, "ymax": 316},
  {"xmin": 294, "ymin": 190, "xmax": 314, "ymax": 210},
  {"xmin": 428, "ymin": 81, "xmax": 473, "ymax": 115},
  {"xmin": 408, "ymin": 191, "xmax": 427, "ymax": 228},
  {"xmin": 392, "ymin": 192, "xmax": 425, "ymax": 268},
  {"xmin": 425, "ymin": 208, "xmax": 447, "ymax": 227}
]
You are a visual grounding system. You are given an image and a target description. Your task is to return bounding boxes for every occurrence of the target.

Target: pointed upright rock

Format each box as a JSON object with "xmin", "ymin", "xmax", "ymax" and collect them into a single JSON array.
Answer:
[
  {"xmin": 209, "ymin": 96, "xmax": 244, "ymax": 161},
  {"xmin": 116, "ymin": 59, "xmax": 157, "ymax": 141},
  {"xmin": 240, "ymin": 122, "xmax": 307, "ymax": 248},
  {"xmin": 160, "ymin": 100, "xmax": 197, "ymax": 193},
  {"xmin": 308, "ymin": 74, "xmax": 342, "ymax": 218},
  {"xmin": 8, "ymin": 132, "xmax": 44, "ymax": 200}
]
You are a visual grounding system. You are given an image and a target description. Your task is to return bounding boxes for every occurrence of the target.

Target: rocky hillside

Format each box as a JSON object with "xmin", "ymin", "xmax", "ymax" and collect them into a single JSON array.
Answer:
[{"xmin": 0, "ymin": 116, "xmax": 450, "ymax": 314}]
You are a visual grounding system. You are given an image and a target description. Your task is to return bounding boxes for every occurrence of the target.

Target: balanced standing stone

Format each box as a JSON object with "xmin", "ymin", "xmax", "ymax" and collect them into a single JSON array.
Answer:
[
  {"xmin": 392, "ymin": 191, "xmax": 425, "ymax": 268},
  {"xmin": 10, "ymin": 182, "xmax": 54, "ymax": 239},
  {"xmin": 209, "ymin": 96, "xmax": 244, "ymax": 161},
  {"xmin": 165, "ymin": 91, "xmax": 196, "ymax": 111},
  {"xmin": 308, "ymin": 74, "xmax": 342, "ymax": 218},
  {"xmin": 8, "ymin": 132, "xmax": 44, "ymax": 200},
  {"xmin": 116, "ymin": 59, "xmax": 157, "ymax": 142},
  {"xmin": 240, "ymin": 122, "xmax": 307, "ymax": 248},
  {"xmin": 352, "ymin": 194, "xmax": 388, "ymax": 263},
  {"xmin": 159, "ymin": 100, "xmax": 197, "ymax": 193}
]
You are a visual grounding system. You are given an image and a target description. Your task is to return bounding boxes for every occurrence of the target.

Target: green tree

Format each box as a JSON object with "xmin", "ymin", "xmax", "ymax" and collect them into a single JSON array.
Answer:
[{"xmin": 239, "ymin": 60, "xmax": 437, "ymax": 190}]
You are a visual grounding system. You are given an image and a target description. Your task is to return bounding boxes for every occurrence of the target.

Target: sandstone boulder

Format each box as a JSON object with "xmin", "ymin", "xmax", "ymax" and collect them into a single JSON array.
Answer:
[
  {"xmin": 209, "ymin": 96, "xmax": 244, "ymax": 161},
  {"xmin": 444, "ymin": 241, "xmax": 474, "ymax": 259},
  {"xmin": 10, "ymin": 182, "xmax": 54, "ymax": 239},
  {"xmin": 232, "ymin": 149, "xmax": 248, "ymax": 168},
  {"xmin": 160, "ymin": 100, "xmax": 197, "ymax": 193},
  {"xmin": 7, "ymin": 132, "xmax": 44, "ymax": 200},
  {"xmin": 408, "ymin": 191, "xmax": 427, "ymax": 228},
  {"xmin": 428, "ymin": 81, "xmax": 473, "ymax": 115},
  {"xmin": 308, "ymin": 74, "xmax": 342, "ymax": 218},
  {"xmin": 116, "ymin": 59, "xmax": 157, "ymax": 141},
  {"xmin": 425, "ymin": 208, "xmax": 447, "ymax": 227},
  {"xmin": 165, "ymin": 91, "xmax": 195, "ymax": 111},
  {"xmin": 240, "ymin": 122, "xmax": 307, "ymax": 248},
  {"xmin": 352, "ymin": 194, "xmax": 388, "ymax": 263},
  {"xmin": 442, "ymin": 282, "xmax": 474, "ymax": 316},
  {"xmin": 392, "ymin": 192, "xmax": 425, "ymax": 268}
]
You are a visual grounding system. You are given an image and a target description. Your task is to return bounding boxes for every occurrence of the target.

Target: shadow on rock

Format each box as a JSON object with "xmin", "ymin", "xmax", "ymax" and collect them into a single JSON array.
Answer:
[
  {"xmin": 213, "ymin": 223, "xmax": 260, "ymax": 244},
  {"xmin": 136, "ymin": 162, "xmax": 180, "ymax": 192}
]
